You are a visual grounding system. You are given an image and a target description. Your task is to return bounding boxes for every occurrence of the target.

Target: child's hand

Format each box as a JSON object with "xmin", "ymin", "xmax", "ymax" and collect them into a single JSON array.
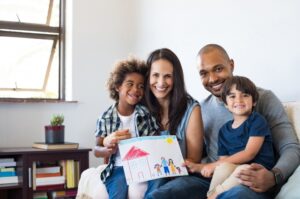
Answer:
[
  {"xmin": 184, "ymin": 160, "xmax": 204, "ymax": 174},
  {"xmin": 94, "ymin": 145, "xmax": 117, "ymax": 157},
  {"xmin": 103, "ymin": 129, "xmax": 131, "ymax": 147},
  {"xmin": 201, "ymin": 163, "xmax": 216, "ymax": 178}
]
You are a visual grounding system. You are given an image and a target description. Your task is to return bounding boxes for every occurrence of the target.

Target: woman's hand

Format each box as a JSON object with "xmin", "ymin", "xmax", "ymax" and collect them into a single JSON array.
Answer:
[{"xmin": 184, "ymin": 160, "xmax": 204, "ymax": 174}]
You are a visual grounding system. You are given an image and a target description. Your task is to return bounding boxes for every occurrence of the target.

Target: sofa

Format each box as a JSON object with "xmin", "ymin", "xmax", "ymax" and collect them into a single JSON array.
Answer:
[{"xmin": 76, "ymin": 102, "xmax": 300, "ymax": 199}]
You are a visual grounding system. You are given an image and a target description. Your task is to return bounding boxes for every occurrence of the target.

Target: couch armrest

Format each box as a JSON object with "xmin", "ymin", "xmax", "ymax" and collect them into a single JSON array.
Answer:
[{"xmin": 283, "ymin": 102, "xmax": 300, "ymax": 141}]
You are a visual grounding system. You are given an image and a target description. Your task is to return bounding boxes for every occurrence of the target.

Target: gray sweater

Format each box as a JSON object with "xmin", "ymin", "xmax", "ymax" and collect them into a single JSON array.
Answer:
[{"xmin": 201, "ymin": 88, "xmax": 300, "ymax": 180}]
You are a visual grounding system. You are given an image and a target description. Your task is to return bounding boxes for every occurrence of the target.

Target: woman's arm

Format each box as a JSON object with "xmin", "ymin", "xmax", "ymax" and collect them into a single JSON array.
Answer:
[{"xmin": 185, "ymin": 105, "xmax": 204, "ymax": 163}]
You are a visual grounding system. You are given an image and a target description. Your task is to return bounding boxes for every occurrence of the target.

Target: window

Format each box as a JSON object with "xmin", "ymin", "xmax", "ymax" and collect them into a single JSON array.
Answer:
[{"xmin": 0, "ymin": 0, "xmax": 65, "ymax": 101}]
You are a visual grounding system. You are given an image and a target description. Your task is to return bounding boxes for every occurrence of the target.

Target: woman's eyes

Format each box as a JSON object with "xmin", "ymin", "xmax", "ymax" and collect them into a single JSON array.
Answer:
[{"xmin": 152, "ymin": 73, "xmax": 159, "ymax": 78}]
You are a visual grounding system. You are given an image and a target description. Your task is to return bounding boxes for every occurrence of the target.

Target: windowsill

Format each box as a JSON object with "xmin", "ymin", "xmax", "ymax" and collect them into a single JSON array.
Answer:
[{"xmin": 0, "ymin": 99, "xmax": 78, "ymax": 103}]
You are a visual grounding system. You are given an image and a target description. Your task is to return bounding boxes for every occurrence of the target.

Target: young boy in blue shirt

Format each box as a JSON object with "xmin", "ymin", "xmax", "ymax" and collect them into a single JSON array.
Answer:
[
  {"xmin": 94, "ymin": 57, "xmax": 159, "ymax": 199},
  {"xmin": 186, "ymin": 76, "xmax": 275, "ymax": 199}
]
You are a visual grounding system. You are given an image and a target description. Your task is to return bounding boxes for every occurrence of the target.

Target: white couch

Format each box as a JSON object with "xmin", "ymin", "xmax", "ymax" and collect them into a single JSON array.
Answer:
[{"xmin": 76, "ymin": 102, "xmax": 300, "ymax": 199}]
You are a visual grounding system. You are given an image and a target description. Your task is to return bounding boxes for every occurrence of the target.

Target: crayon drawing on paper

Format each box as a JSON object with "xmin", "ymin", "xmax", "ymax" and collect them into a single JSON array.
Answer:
[{"xmin": 119, "ymin": 135, "xmax": 188, "ymax": 184}]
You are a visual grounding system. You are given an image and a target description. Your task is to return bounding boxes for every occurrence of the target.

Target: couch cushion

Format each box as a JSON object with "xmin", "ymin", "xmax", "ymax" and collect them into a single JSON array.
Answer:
[
  {"xmin": 283, "ymin": 102, "xmax": 300, "ymax": 141},
  {"xmin": 275, "ymin": 165, "xmax": 300, "ymax": 199}
]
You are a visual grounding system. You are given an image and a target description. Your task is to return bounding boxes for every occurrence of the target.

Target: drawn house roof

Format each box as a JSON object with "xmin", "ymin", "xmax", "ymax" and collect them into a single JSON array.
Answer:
[{"xmin": 123, "ymin": 146, "xmax": 149, "ymax": 161}]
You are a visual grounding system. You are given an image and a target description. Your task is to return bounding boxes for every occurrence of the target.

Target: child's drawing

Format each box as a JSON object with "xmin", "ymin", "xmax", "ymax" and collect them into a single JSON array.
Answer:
[{"xmin": 119, "ymin": 135, "xmax": 188, "ymax": 184}]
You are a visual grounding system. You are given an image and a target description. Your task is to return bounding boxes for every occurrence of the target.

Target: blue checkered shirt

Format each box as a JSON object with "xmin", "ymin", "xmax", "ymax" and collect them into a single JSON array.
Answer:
[{"xmin": 95, "ymin": 103, "xmax": 159, "ymax": 182}]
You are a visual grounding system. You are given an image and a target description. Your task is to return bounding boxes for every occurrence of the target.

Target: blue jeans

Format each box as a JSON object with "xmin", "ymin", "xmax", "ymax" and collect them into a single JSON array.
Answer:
[
  {"xmin": 104, "ymin": 166, "xmax": 128, "ymax": 199},
  {"xmin": 145, "ymin": 174, "xmax": 210, "ymax": 199},
  {"xmin": 217, "ymin": 185, "xmax": 271, "ymax": 199}
]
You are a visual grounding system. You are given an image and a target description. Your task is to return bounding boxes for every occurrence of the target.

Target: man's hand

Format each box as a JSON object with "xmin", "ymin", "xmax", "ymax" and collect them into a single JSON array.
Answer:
[
  {"xmin": 236, "ymin": 163, "xmax": 276, "ymax": 192},
  {"xmin": 103, "ymin": 129, "xmax": 131, "ymax": 147}
]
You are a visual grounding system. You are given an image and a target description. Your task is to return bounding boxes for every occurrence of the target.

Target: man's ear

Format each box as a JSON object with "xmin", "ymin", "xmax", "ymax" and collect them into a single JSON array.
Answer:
[{"xmin": 229, "ymin": 59, "xmax": 235, "ymax": 73}]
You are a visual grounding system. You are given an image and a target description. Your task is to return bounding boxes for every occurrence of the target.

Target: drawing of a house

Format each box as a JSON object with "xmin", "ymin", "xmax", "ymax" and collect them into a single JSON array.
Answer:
[{"xmin": 122, "ymin": 146, "xmax": 151, "ymax": 183}]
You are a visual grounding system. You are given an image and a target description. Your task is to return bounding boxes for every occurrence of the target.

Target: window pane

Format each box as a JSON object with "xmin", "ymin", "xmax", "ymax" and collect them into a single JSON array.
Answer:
[
  {"xmin": 0, "ymin": 37, "xmax": 59, "ymax": 99},
  {"xmin": 0, "ymin": 0, "xmax": 63, "ymax": 100},
  {"xmin": 0, "ymin": 0, "xmax": 60, "ymax": 26}
]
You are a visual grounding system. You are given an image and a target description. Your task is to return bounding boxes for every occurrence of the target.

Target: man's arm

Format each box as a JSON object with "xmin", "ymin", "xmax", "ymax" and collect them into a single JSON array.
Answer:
[{"xmin": 257, "ymin": 90, "xmax": 300, "ymax": 179}]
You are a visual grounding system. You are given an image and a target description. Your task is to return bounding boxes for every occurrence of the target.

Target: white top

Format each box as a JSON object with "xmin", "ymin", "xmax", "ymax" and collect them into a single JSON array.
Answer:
[{"xmin": 114, "ymin": 111, "xmax": 137, "ymax": 166}]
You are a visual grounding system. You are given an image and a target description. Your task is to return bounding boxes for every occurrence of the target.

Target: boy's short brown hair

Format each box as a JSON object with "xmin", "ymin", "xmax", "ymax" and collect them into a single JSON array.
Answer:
[
  {"xmin": 107, "ymin": 57, "xmax": 147, "ymax": 101},
  {"xmin": 221, "ymin": 76, "xmax": 259, "ymax": 105}
]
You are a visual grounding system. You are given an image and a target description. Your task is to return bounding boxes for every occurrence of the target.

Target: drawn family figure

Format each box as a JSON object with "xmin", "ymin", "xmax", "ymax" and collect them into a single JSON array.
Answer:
[
  {"xmin": 168, "ymin": 159, "xmax": 177, "ymax": 174},
  {"xmin": 154, "ymin": 163, "xmax": 162, "ymax": 176},
  {"xmin": 161, "ymin": 157, "xmax": 170, "ymax": 175},
  {"xmin": 176, "ymin": 166, "xmax": 181, "ymax": 174}
]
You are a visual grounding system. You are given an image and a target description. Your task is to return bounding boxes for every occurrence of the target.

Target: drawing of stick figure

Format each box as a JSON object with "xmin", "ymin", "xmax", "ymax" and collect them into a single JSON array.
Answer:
[
  {"xmin": 154, "ymin": 163, "xmax": 162, "ymax": 176},
  {"xmin": 168, "ymin": 159, "xmax": 176, "ymax": 174},
  {"xmin": 176, "ymin": 166, "xmax": 181, "ymax": 174},
  {"xmin": 161, "ymin": 157, "xmax": 170, "ymax": 175}
]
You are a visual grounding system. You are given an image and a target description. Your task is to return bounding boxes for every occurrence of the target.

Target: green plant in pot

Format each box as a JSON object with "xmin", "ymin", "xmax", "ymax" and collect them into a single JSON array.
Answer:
[{"xmin": 45, "ymin": 114, "xmax": 65, "ymax": 144}]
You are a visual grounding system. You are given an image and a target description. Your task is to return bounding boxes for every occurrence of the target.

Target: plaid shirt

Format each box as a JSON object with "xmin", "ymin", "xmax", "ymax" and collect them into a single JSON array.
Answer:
[{"xmin": 95, "ymin": 103, "xmax": 159, "ymax": 182}]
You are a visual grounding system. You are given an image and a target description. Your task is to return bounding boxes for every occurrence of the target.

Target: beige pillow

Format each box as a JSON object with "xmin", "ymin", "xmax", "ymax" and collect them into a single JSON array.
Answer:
[{"xmin": 283, "ymin": 102, "xmax": 300, "ymax": 141}]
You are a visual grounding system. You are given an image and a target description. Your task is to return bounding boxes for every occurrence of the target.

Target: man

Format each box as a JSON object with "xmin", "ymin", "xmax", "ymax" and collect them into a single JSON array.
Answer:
[{"xmin": 197, "ymin": 44, "xmax": 300, "ymax": 198}]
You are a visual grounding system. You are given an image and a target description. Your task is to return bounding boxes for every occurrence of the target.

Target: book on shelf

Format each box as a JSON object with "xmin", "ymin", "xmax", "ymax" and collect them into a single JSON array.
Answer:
[
  {"xmin": 51, "ymin": 190, "xmax": 77, "ymax": 198},
  {"xmin": 35, "ymin": 183, "xmax": 65, "ymax": 191},
  {"xmin": 0, "ymin": 167, "xmax": 15, "ymax": 172},
  {"xmin": 32, "ymin": 142, "xmax": 79, "ymax": 150},
  {"xmin": 36, "ymin": 176, "xmax": 65, "ymax": 186},
  {"xmin": 0, "ymin": 161, "xmax": 16, "ymax": 167},
  {"xmin": 0, "ymin": 176, "xmax": 18, "ymax": 184},
  {"xmin": 66, "ymin": 160, "xmax": 75, "ymax": 188},
  {"xmin": 0, "ymin": 171, "xmax": 16, "ymax": 177},
  {"xmin": 37, "ymin": 166, "xmax": 61, "ymax": 174},
  {"xmin": 0, "ymin": 158, "xmax": 15, "ymax": 163},
  {"xmin": 33, "ymin": 192, "xmax": 48, "ymax": 199},
  {"xmin": 36, "ymin": 172, "xmax": 61, "ymax": 178}
]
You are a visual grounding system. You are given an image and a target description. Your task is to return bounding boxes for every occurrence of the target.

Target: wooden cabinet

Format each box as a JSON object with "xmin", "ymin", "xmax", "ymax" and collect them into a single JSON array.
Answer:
[{"xmin": 0, "ymin": 147, "xmax": 91, "ymax": 199}]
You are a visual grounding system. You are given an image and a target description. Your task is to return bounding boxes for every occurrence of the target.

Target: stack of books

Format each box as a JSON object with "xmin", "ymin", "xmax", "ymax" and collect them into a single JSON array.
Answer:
[
  {"xmin": 32, "ymin": 160, "xmax": 80, "ymax": 191},
  {"xmin": 33, "ymin": 163, "xmax": 65, "ymax": 191},
  {"xmin": 0, "ymin": 158, "xmax": 18, "ymax": 184},
  {"xmin": 64, "ymin": 160, "xmax": 80, "ymax": 188}
]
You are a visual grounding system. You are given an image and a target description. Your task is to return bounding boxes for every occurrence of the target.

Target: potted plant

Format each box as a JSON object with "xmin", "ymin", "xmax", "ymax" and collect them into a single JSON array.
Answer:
[{"xmin": 45, "ymin": 114, "xmax": 65, "ymax": 144}]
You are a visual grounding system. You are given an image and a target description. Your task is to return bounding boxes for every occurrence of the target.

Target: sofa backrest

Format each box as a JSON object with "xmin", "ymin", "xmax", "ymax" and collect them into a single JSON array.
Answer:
[{"xmin": 283, "ymin": 102, "xmax": 300, "ymax": 141}]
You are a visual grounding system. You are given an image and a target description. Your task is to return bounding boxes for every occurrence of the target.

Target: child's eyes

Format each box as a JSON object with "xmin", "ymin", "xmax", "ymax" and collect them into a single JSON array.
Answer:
[{"xmin": 126, "ymin": 82, "xmax": 133, "ymax": 87}]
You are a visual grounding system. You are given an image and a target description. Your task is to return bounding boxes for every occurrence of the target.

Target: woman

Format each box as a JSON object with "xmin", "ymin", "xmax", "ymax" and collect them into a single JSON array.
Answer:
[{"xmin": 144, "ymin": 48, "xmax": 205, "ymax": 199}]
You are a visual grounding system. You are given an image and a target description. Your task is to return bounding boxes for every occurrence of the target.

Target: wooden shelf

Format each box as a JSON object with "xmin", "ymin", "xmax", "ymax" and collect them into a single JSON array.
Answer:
[{"xmin": 0, "ymin": 147, "xmax": 91, "ymax": 199}]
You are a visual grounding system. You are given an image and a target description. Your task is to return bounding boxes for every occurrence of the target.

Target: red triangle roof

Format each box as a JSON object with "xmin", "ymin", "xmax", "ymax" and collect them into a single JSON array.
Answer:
[{"xmin": 123, "ymin": 146, "xmax": 149, "ymax": 160}]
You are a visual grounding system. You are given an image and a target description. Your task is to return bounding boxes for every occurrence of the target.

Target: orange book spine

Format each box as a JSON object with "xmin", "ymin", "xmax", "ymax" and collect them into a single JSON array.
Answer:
[{"xmin": 36, "ymin": 172, "xmax": 61, "ymax": 178}]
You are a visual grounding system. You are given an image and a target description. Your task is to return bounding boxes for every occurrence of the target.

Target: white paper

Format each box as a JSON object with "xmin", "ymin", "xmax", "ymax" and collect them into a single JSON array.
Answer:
[{"xmin": 119, "ymin": 135, "xmax": 188, "ymax": 185}]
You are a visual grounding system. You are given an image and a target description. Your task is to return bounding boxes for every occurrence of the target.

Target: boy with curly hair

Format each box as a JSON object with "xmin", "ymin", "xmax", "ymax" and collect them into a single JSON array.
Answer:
[{"xmin": 94, "ymin": 57, "xmax": 159, "ymax": 199}]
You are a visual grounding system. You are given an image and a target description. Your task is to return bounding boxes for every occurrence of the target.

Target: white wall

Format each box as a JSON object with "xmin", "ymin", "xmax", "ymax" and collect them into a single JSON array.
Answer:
[{"xmin": 1, "ymin": 0, "xmax": 299, "ymax": 167}]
